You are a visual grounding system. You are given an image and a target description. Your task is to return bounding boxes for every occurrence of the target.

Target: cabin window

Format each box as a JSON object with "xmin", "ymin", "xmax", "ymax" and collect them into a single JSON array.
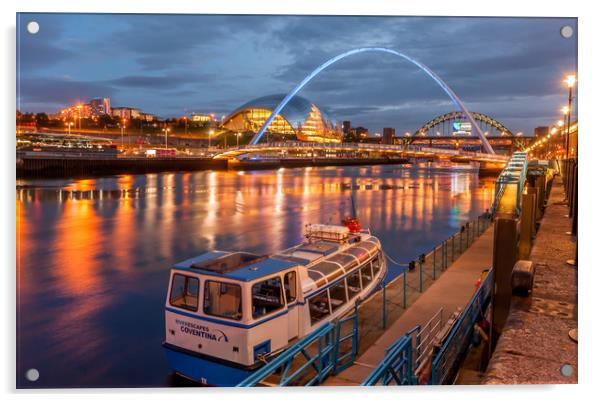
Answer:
[
  {"xmin": 347, "ymin": 271, "xmax": 361, "ymax": 298},
  {"xmin": 284, "ymin": 271, "xmax": 297, "ymax": 304},
  {"xmin": 360, "ymin": 263, "xmax": 374, "ymax": 288},
  {"xmin": 252, "ymin": 276, "xmax": 284, "ymax": 319},
  {"xmin": 308, "ymin": 290, "xmax": 330, "ymax": 325},
  {"xmin": 169, "ymin": 274, "xmax": 199, "ymax": 311},
  {"xmin": 203, "ymin": 281, "xmax": 242, "ymax": 321},
  {"xmin": 328, "ymin": 280, "xmax": 348, "ymax": 313},
  {"xmin": 372, "ymin": 256, "xmax": 382, "ymax": 274}
]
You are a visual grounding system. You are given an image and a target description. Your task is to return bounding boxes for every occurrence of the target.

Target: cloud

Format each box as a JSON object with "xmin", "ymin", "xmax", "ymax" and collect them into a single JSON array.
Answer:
[{"xmin": 16, "ymin": 14, "xmax": 577, "ymax": 134}]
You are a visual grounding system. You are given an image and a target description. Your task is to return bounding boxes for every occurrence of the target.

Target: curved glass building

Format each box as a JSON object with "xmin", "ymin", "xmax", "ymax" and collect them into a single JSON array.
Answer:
[{"xmin": 222, "ymin": 94, "xmax": 342, "ymax": 143}]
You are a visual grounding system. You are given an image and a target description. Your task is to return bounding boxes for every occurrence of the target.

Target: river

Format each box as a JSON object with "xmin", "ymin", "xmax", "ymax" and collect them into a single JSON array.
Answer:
[{"xmin": 16, "ymin": 164, "xmax": 494, "ymax": 387}]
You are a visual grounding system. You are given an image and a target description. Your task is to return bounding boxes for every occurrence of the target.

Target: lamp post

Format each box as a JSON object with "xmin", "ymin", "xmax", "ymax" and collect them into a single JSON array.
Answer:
[
  {"xmin": 121, "ymin": 118, "xmax": 127, "ymax": 147},
  {"xmin": 67, "ymin": 121, "xmax": 73, "ymax": 135},
  {"xmin": 76, "ymin": 104, "xmax": 83, "ymax": 132},
  {"xmin": 236, "ymin": 132, "xmax": 241, "ymax": 147},
  {"xmin": 164, "ymin": 127, "xmax": 170, "ymax": 149},
  {"xmin": 564, "ymin": 75, "xmax": 576, "ymax": 159}
]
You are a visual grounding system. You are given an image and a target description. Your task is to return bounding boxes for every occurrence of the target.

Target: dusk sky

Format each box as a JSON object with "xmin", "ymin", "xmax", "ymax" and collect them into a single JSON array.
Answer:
[{"xmin": 17, "ymin": 13, "xmax": 577, "ymax": 135}]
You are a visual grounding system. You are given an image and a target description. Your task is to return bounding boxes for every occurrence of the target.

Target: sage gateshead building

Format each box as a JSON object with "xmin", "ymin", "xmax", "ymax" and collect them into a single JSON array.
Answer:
[{"xmin": 222, "ymin": 94, "xmax": 342, "ymax": 143}]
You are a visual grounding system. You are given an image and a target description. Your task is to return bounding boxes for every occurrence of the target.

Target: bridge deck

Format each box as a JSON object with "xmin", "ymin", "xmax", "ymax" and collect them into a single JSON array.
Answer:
[{"xmin": 323, "ymin": 226, "xmax": 495, "ymax": 386}]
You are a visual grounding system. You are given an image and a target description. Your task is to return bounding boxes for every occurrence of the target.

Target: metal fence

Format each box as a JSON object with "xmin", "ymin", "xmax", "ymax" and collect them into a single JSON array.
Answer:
[{"xmin": 379, "ymin": 210, "xmax": 492, "ymax": 332}]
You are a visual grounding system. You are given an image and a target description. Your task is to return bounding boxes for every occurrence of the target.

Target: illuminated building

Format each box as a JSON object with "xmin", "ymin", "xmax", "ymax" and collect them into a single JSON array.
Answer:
[
  {"xmin": 60, "ymin": 98, "xmax": 110, "ymax": 118},
  {"xmin": 383, "ymin": 127, "xmax": 395, "ymax": 144},
  {"xmin": 111, "ymin": 107, "xmax": 141, "ymax": 119},
  {"xmin": 89, "ymin": 98, "xmax": 111, "ymax": 116},
  {"xmin": 534, "ymin": 126, "xmax": 549, "ymax": 141},
  {"xmin": 191, "ymin": 113, "xmax": 213, "ymax": 123},
  {"xmin": 222, "ymin": 94, "xmax": 342, "ymax": 143}
]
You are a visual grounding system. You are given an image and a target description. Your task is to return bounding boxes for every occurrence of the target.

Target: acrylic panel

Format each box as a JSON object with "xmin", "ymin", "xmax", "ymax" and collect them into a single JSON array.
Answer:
[{"xmin": 16, "ymin": 13, "xmax": 578, "ymax": 388}]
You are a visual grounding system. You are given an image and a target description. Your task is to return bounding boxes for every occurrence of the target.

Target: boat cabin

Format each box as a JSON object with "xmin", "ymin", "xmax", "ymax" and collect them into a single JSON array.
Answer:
[{"xmin": 164, "ymin": 224, "xmax": 386, "ymax": 384}]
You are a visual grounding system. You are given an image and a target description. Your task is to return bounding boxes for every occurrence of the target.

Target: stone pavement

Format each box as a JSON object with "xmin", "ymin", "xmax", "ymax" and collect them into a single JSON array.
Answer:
[{"xmin": 483, "ymin": 176, "xmax": 578, "ymax": 384}]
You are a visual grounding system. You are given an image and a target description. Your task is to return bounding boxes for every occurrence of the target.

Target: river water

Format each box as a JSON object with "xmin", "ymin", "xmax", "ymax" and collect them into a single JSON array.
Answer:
[{"xmin": 16, "ymin": 165, "xmax": 494, "ymax": 387}]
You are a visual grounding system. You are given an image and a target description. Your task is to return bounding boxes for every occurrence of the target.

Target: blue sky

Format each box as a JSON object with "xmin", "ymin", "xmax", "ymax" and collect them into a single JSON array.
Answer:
[{"xmin": 17, "ymin": 13, "xmax": 577, "ymax": 135}]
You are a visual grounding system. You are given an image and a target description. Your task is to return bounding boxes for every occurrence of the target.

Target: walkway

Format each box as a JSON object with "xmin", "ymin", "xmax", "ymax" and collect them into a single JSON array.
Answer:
[
  {"xmin": 324, "ymin": 225, "xmax": 495, "ymax": 385},
  {"xmin": 483, "ymin": 177, "xmax": 577, "ymax": 384}
]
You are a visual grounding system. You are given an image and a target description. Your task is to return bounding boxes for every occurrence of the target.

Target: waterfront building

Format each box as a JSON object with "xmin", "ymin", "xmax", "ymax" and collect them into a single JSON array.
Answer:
[
  {"xmin": 111, "ymin": 107, "xmax": 142, "ymax": 120},
  {"xmin": 222, "ymin": 94, "xmax": 342, "ymax": 143},
  {"xmin": 534, "ymin": 126, "xmax": 549, "ymax": 141},
  {"xmin": 383, "ymin": 127, "xmax": 395, "ymax": 144}
]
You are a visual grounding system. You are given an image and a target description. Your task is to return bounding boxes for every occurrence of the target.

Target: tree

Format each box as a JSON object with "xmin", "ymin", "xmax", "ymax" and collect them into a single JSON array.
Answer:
[{"xmin": 35, "ymin": 113, "xmax": 50, "ymax": 126}]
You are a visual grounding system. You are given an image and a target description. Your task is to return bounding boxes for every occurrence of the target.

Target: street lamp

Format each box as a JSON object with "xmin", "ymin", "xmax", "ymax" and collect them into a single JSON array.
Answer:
[
  {"xmin": 164, "ymin": 127, "xmax": 171, "ymax": 149},
  {"xmin": 121, "ymin": 118, "xmax": 127, "ymax": 146},
  {"xmin": 236, "ymin": 132, "xmax": 241, "ymax": 147},
  {"xmin": 76, "ymin": 104, "xmax": 83, "ymax": 131},
  {"xmin": 564, "ymin": 75, "xmax": 576, "ymax": 159},
  {"xmin": 208, "ymin": 129, "xmax": 214, "ymax": 148},
  {"xmin": 66, "ymin": 121, "xmax": 74, "ymax": 135}
]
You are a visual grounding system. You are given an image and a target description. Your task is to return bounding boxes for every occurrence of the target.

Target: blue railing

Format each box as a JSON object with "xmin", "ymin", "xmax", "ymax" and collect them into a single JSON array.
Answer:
[
  {"xmin": 361, "ymin": 333, "xmax": 414, "ymax": 385},
  {"xmin": 430, "ymin": 269, "xmax": 493, "ymax": 385},
  {"xmin": 237, "ymin": 305, "xmax": 358, "ymax": 387},
  {"xmin": 492, "ymin": 152, "xmax": 528, "ymax": 216},
  {"xmin": 362, "ymin": 270, "xmax": 493, "ymax": 386}
]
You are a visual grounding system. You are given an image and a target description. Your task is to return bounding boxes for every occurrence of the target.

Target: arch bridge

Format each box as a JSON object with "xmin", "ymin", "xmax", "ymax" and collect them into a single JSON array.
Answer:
[{"xmin": 408, "ymin": 111, "xmax": 530, "ymax": 153}]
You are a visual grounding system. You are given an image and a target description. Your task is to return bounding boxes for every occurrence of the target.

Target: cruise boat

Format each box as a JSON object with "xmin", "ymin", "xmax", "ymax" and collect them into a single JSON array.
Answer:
[{"xmin": 163, "ymin": 221, "xmax": 387, "ymax": 385}]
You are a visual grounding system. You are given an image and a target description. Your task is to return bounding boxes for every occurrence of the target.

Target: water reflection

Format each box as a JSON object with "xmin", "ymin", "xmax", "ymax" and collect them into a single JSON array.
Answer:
[{"xmin": 16, "ymin": 165, "xmax": 494, "ymax": 387}]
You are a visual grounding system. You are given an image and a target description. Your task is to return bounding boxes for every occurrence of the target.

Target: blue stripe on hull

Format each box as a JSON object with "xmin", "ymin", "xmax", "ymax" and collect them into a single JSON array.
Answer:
[{"xmin": 165, "ymin": 347, "xmax": 254, "ymax": 386}]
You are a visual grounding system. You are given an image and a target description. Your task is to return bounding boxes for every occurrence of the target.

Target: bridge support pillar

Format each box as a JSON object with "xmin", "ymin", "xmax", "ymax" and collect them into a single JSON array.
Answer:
[
  {"xmin": 489, "ymin": 216, "xmax": 518, "ymax": 356},
  {"xmin": 518, "ymin": 190, "xmax": 536, "ymax": 260}
]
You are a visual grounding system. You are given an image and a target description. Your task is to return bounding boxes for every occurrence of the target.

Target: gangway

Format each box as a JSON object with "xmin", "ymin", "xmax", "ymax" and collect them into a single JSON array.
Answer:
[
  {"xmin": 361, "ymin": 270, "xmax": 493, "ymax": 386},
  {"xmin": 492, "ymin": 152, "xmax": 528, "ymax": 216},
  {"xmin": 236, "ymin": 305, "xmax": 358, "ymax": 387}
]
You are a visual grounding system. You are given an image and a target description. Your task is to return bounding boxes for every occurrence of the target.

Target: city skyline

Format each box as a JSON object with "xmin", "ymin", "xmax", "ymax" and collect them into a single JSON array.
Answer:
[{"xmin": 17, "ymin": 14, "xmax": 577, "ymax": 134}]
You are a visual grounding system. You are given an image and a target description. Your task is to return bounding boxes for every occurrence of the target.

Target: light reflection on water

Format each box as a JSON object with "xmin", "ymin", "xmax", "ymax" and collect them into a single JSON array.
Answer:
[{"xmin": 16, "ymin": 165, "xmax": 494, "ymax": 387}]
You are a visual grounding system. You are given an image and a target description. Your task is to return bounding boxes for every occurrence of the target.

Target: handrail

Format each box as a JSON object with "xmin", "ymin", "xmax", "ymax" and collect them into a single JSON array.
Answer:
[
  {"xmin": 237, "ymin": 305, "xmax": 359, "ymax": 387},
  {"xmin": 492, "ymin": 152, "xmax": 529, "ymax": 215},
  {"xmin": 430, "ymin": 269, "xmax": 493, "ymax": 385},
  {"xmin": 361, "ymin": 335, "xmax": 414, "ymax": 385},
  {"xmin": 236, "ymin": 322, "xmax": 335, "ymax": 387}
]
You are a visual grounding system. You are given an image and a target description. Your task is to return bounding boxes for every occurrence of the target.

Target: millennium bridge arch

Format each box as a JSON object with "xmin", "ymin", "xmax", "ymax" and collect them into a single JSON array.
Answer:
[{"xmin": 250, "ymin": 47, "xmax": 496, "ymax": 154}]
